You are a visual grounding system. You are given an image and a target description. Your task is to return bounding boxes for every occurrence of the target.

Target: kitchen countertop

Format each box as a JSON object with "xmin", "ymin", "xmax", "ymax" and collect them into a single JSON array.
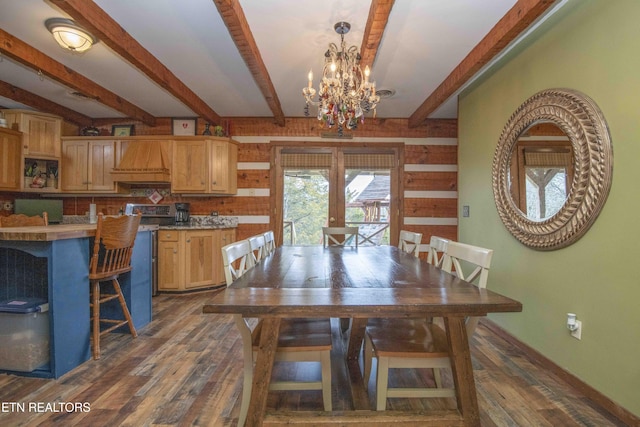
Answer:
[
  {"xmin": 159, "ymin": 224, "xmax": 236, "ymax": 230},
  {"xmin": 0, "ymin": 224, "xmax": 158, "ymax": 242}
]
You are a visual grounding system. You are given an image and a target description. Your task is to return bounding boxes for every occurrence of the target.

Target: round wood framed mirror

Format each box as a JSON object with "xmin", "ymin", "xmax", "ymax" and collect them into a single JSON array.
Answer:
[{"xmin": 492, "ymin": 88, "xmax": 613, "ymax": 250}]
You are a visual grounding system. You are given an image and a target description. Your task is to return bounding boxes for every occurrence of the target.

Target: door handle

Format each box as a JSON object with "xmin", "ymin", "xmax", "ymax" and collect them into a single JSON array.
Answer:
[{"xmin": 329, "ymin": 217, "xmax": 335, "ymax": 223}]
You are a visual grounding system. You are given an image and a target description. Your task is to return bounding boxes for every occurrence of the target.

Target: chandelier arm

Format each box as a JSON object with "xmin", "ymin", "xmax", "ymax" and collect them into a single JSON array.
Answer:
[{"xmin": 302, "ymin": 21, "xmax": 381, "ymax": 131}]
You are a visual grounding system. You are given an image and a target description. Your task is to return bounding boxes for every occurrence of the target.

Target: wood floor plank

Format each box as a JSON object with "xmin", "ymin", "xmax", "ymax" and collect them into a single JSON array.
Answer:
[{"xmin": 0, "ymin": 291, "xmax": 631, "ymax": 426}]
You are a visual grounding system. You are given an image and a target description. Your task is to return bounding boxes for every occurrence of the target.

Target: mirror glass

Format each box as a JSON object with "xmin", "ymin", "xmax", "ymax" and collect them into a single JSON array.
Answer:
[
  {"xmin": 508, "ymin": 122, "xmax": 573, "ymax": 221},
  {"xmin": 492, "ymin": 89, "xmax": 613, "ymax": 250}
]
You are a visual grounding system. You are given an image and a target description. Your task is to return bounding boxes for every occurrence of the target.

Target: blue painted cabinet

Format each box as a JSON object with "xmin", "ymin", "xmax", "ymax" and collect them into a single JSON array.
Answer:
[{"xmin": 0, "ymin": 230, "xmax": 153, "ymax": 378}]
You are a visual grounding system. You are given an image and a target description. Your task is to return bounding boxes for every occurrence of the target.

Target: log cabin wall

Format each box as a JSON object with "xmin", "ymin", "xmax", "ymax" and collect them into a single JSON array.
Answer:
[{"xmin": 1, "ymin": 117, "xmax": 457, "ymax": 255}]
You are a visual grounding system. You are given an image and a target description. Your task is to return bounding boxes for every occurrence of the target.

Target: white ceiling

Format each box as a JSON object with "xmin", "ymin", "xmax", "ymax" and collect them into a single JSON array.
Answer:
[{"xmin": 0, "ymin": 0, "xmax": 521, "ymax": 123}]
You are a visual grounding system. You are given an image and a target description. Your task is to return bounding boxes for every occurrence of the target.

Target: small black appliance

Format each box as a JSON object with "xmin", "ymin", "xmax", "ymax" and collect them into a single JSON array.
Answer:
[{"xmin": 174, "ymin": 203, "xmax": 190, "ymax": 225}]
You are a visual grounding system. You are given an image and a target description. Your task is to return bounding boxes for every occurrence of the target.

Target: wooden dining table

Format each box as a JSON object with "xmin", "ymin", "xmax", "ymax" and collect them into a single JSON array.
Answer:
[{"xmin": 202, "ymin": 245, "xmax": 522, "ymax": 426}]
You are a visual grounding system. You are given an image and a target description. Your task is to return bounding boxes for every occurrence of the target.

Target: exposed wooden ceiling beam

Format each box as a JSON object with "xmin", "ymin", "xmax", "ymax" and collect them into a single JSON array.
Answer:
[
  {"xmin": 50, "ymin": 0, "xmax": 222, "ymax": 127},
  {"xmin": 213, "ymin": 0, "xmax": 285, "ymax": 127},
  {"xmin": 408, "ymin": 0, "xmax": 556, "ymax": 127},
  {"xmin": 360, "ymin": 0, "xmax": 395, "ymax": 71},
  {"xmin": 0, "ymin": 80, "xmax": 93, "ymax": 127},
  {"xmin": 0, "ymin": 28, "xmax": 156, "ymax": 126}
]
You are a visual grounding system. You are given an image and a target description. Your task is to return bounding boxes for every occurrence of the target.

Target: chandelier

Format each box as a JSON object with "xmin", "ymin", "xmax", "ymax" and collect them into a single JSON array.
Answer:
[{"xmin": 303, "ymin": 22, "xmax": 380, "ymax": 135}]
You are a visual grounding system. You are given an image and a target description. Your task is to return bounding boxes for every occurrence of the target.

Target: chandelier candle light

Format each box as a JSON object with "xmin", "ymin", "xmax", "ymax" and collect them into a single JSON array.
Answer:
[{"xmin": 303, "ymin": 22, "xmax": 380, "ymax": 136}]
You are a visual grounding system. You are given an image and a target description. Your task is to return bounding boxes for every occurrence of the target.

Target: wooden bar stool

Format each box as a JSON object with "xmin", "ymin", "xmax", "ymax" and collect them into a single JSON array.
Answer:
[{"xmin": 89, "ymin": 213, "xmax": 141, "ymax": 359}]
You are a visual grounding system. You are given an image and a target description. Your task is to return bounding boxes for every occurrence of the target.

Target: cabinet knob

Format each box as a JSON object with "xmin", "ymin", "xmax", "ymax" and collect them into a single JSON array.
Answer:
[
  {"xmin": 186, "ymin": 239, "xmax": 191, "ymax": 243},
  {"xmin": 212, "ymin": 181, "xmax": 217, "ymax": 185}
]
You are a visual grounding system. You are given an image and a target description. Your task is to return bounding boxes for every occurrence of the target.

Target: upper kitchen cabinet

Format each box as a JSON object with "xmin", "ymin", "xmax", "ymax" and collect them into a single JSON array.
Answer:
[
  {"xmin": 61, "ymin": 138, "xmax": 127, "ymax": 193},
  {"xmin": 172, "ymin": 137, "xmax": 238, "ymax": 194},
  {"xmin": 1, "ymin": 110, "xmax": 61, "ymax": 158},
  {"xmin": 0, "ymin": 127, "xmax": 22, "ymax": 191}
]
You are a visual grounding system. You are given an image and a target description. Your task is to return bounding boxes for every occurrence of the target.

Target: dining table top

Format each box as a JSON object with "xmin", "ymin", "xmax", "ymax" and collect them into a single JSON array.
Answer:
[{"xmin": 202, "ymin": 245, "xmax": 522, "ymax": 318}]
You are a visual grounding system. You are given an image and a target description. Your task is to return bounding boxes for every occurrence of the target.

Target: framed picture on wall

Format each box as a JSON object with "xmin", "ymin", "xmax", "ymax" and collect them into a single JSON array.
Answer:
[
  {"xmin": 172, "ymin": 117, "xmax": 198, "ymax": 136},
  {"xmin": 112, "ymin": 124, "xmax": 134, "ymax": 136}
]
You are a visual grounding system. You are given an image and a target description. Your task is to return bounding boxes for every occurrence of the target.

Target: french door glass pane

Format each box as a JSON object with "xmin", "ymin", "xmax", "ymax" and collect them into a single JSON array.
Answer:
[
  {"xmin": 345, "ymin": 169, "xmax": 390, "ymax": 245},
  {"xmin": 283, "ymin": 169, "xmax": 329, "ymax": 246}
]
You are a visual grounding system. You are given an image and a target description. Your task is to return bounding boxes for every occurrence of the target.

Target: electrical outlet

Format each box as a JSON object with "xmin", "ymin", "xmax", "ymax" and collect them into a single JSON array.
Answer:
[
  {"xmin": 571, "ymin": 320, "xmax": 582, "ymax": 340},
  {"xmin": 462, "ymin": 205, "xmax": 470, "ymax": 217},
  {"xmin": 210, "ymin": 211, "xmax": 219, "ymax": 217}
]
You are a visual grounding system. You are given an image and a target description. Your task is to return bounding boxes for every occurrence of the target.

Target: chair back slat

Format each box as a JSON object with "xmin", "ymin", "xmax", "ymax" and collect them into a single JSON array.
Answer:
[
  {"xmin": 0, "ymin": 212, "xmax": 48, "ymax": 227},
  {"xmin": 427, "ymin": 236, "xmax": 449, "ymax": 267},
  {"xmin": 398, "ymin": 230, "xmax": 423, "ymax": 257},
  {"xmin": 247, "ymin": 234, "xmax": 266, "ymax": 264},
  {"xmin": 322, "ymin": 226, "xmax": 359, "ymax": 248},
  {"xmin": 263, "ymin": 230, "xmax": 276, "ymax": 256},
  {"xmin": 90, "ymin": 213, "xmax": 141, "ymax": 278},
  {"xmin": 222, "ymin": 240, "xmax": 254, "ymax": 286},
  {"xmin": 442, "ymin": 241, "xmax": 493, "ymax": 335}
]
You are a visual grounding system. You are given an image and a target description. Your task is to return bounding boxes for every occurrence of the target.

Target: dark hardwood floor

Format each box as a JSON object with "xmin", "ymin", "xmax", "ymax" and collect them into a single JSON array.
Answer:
[{"xmin": 0, "ymin": 291, "xmax": 628, "ymax": 426}]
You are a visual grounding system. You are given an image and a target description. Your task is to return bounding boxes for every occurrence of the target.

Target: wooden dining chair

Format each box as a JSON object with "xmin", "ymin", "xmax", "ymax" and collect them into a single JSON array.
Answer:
[
  {"xmin": 0, "ymin": 212, "xmax": 48, "ymax": 227},
  {"xmin": 89, "ymin": 213, "xmax": 141, "ymax": 359},
  {"xmin": 262, "ymin": 230, "xmax": 276, "ymax": 256},
  {"xmin": 398, "ymin": 230, "xmax": 423, "ymax": 257},
  {"xmin": 221, "ymin": 241, "xmax": 332, "ymax": 426},
  {"xmin": 247, "ymin": 234, "xmax": 266, "ymax": 265},
  {"xmin": 363, "ymin": 241, "xmax": 494, "ymax": 410},
  {"xmin": 322, "ymin": 226, "xmax": 359, "ymax": 248},
  {"xmin": 426, "ymin": 235, "xmax": 449, "ymax": 267}
]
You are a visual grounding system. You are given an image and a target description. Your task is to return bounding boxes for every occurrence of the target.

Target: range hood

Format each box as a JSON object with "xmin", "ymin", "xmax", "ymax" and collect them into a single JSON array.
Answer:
[{"xmin": 111, "ymin": 140, "xmax": 171, "ymax": 183}]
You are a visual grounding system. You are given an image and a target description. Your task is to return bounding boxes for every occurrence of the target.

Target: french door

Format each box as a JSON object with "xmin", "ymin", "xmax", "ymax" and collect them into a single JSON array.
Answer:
[{"xmin": 271, "ymin": 143, "xmax": 403, "ymax": 246}]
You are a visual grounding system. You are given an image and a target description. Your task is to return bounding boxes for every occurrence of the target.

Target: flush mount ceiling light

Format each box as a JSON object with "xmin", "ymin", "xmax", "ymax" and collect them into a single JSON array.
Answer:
[
  {"xmin": 303, "ymin": 22, "xmax": 380, "ymax": 136},
  {"xmin": 45, "ymin": 18, "xmax": 97, "ymax": 53}
]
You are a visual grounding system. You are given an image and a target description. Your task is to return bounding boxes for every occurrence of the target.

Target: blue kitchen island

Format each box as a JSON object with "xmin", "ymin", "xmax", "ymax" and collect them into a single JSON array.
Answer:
[{"xmin": 0, "ymin": 223, "xmax": 156, "ymax": 379}]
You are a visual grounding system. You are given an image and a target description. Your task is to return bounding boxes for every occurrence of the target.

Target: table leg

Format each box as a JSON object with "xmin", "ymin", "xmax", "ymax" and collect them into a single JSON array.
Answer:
[
  {"xmin": 444, "ymin": 316, "xmax": 480, "ymax": 427},
  {"xmin": 245, "ymin": 317, "xmax": 281, "ymax": 427},
  {"xmin": 347, "ymin": 317, "xmax": 367, "ymax": 360}
]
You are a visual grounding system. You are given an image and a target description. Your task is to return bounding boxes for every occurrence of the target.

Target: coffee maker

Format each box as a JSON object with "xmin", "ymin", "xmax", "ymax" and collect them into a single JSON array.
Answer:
[{"xmin": 174, "ymin": 203, "xmax": 190, "ymax": 225}]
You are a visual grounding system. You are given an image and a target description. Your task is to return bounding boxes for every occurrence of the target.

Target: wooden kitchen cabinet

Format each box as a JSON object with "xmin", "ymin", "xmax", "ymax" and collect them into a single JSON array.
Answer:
[
  {"xmin": 210, "ymin": 139, "xmax": 238, "ymax": 194},
  {"xmin": 171, "ymin": 137, "xmax": 238, "ymax": 194},
  {"xmin": 184, "ymin": 230, "xmax": 216, "ymax": 289},
  {"xmin": 1, "ymin": 109, "xmax": 61, "ymax": 158},
  {"xmin": 61, "ymin": 138, "xmax": 121, "ymax": 192},
  {"xmin": 171, "ymin": 139, "xmax": 208, "ymax": 192},
  {"xmin": 158, "ymin": 228, "xmax": 235, "ymax": 292},
  {"xmin": 158, "ymin": 230, "xmax": 181, "ymax": 291},
  {"xmin": 0, "ymin": 127, "xmax": 22, "ymax": 190}
]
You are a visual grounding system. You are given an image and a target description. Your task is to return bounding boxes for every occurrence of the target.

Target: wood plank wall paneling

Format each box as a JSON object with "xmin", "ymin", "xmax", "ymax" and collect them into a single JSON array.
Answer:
[
  {"xmin": 404, "ymin": 198, "xmax": 458, "ymax": 217},
  {"xmin": 1, "ymin": 116, "xmax": 458, "ymax": 248},
  {"xmin": 404, "ymin": 172, "xmax": 458, "ymax": 191},
  {"xmin": 237, "ymin": 143, "xmax": 270, "ymax": 163},
  {"xmin": 237, "ymin": 170, "xmax": 270, "ymax": 188},
  {"xmin": 404, "ymin": 144, "xmax": 457, "ymax": 164},
  {"xmin": 235, "ymin": 224, "xmax": 271, "ymax": 241}
]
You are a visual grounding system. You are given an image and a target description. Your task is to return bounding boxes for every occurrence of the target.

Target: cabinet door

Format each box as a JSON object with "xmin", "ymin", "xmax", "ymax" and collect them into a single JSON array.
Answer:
[
  {"xmin": 0, "ymin": 129, "xmax": 21, "ymax": 190},
  {"xmin": 172, "ymin": 140, "xmax": 208, "ymax": 192},
  {"xmin": 158, "ymin": 240, "xmax": 181, "ymax": 290},
  {"xmin": 209, "ymin": 140, "xmax": 238, "ymax": 193},
  {"xmin": 184, "ymin": 230, "xmax": 215, "ymax": 289},
  {"xmin": 88, "ymin": 141, "xmax": 116, "ymax": 191},
  {"xmin": 22, "ymin": 114, "xmax": 61, "ymax": 158},
  {"xmin": 61, "ymin": 140, "xmax": 89, "ymax": 191}
]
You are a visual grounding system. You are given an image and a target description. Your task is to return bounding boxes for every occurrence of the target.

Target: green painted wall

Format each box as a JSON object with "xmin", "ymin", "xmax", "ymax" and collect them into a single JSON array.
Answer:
[{"xmin": 458, "ymin": 0, "xmax": 640, "ymax": 417}]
